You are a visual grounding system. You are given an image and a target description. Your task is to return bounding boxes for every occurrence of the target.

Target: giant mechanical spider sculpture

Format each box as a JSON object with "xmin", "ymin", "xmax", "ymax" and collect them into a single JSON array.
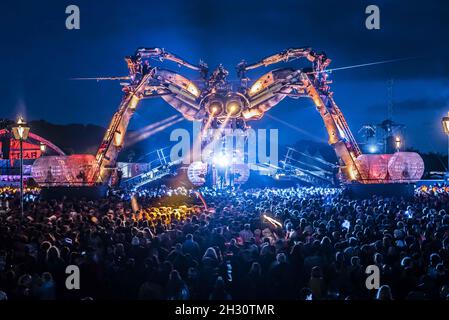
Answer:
[{"xmin": 32, "ymin": 47, "xmax": 424, "ymax": 188}]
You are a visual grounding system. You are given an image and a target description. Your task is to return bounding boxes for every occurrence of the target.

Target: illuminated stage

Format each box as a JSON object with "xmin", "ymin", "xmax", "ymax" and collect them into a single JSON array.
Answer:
[{"xmin": 29, "ymin": 47, "xmax": 425, "ymax": 198}]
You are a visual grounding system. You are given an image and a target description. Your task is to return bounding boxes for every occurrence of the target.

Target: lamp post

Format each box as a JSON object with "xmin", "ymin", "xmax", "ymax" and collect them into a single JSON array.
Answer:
[
  {"xmin": 442, "ymin": 113, "xmax": 449, "ymax": 176},
  {"xmin": 11, "ymin": 117, "xmax": 30, "ymax": 218},
  {"xmin": 394, "ymin": 136, "xmax": 402, "ymax": 152},
  {"xmin": 40, "ymin": 142, "xmax": 47, "ymax": 153}
]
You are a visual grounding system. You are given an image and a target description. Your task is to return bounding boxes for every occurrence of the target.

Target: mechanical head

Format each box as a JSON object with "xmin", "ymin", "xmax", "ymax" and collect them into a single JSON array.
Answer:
[{"xmin": 202, "ymin": 92, "xmax": 248, "ymax": 119}]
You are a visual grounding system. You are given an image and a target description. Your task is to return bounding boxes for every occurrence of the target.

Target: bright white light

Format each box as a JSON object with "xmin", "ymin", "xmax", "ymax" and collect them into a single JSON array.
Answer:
[
  {"xmin": 213, "ymin": 153, "xmax": 230, "ymax": 167},
  {"xmin": 337, "ymin": 125, "xmax": 346, "ymax": 139},
  {"xmin": 368, "ymin": 145, "xmax": 378, "ymax": 153},
  {"xmin": 405, "ymin": 210, "xmax": 412, "ymax": 218}
]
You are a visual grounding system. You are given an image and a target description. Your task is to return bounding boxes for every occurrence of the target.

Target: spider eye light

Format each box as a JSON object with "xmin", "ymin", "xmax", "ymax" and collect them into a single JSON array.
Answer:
[
  {"xmin": 225, "ymin": 100, "xmax": 242, "ymax": 117},
  {"xmin": 207, "ymin": 100, "xmax": 224, "ymax": 116}
]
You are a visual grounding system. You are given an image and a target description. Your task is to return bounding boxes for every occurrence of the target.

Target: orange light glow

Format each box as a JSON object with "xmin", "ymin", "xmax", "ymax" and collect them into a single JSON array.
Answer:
[
  {"xmin": 208, "ymin": 101, "xmax": 223, "ymax": 115},
  {"xmin": 186, "ymin": 82, "xmax": 200, "ymax": 97},
  {"xmin": 242, "ymin": 108, "xmax": 263, "ymax": 119},
  {"xmin": 129, "ymin": 95, "xmax": 140, "ymax": 110},
  {"xmin": 226, "ymin": 100, "xmax": 240, "ymax": 115},
  {"xmin": 249, "ymin": 80, "xmax": 263, "ymax": 96}
]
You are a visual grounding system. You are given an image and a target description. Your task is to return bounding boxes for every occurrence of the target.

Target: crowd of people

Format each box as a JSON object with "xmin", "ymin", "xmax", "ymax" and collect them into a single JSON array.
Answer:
[{"xmin": 1, "ymin": 184, "xmax": 449, "ymax": 300}]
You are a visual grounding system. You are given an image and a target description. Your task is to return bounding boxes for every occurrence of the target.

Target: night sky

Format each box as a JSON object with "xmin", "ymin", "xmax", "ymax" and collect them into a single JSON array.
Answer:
[{"xmin": 1, "ymin": 0, "xmax": 448, "ymax": 153}]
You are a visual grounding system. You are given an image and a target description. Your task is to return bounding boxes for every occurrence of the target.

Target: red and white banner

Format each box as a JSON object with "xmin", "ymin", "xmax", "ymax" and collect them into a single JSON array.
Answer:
[{"xmin": 9, "ymin": 139, "xmax": 42, "ymax": 165}]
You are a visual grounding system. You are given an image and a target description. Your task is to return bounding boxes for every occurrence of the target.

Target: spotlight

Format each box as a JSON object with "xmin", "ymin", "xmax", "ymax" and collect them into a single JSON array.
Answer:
[
  {"xmin": 213, "ymin": 152, "xmax": 230, "ymax": 167},
  {"xmin": 207, "ymin": 100, "xmax": 223, "ymax": 116},
  {"xmin": 225, "ymin": 100, "xmax": 241, "ymax": 117},
  {"xmin": 368, "ymin": 145, "xmax": 378, "ymax": 153}
]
